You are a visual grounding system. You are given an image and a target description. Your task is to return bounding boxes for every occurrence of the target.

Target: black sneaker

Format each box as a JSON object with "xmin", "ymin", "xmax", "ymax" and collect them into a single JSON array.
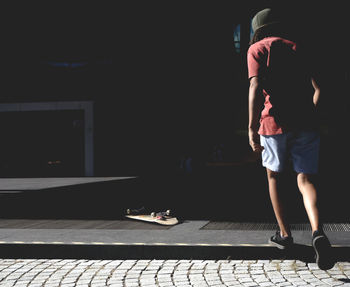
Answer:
[
  {"xmin": 268, "ymin": 231, "xmax": 293, "ymax": 249},
  {"xmin": 312, "ymin": 230, "xmax": 335, "ymax": 270}
]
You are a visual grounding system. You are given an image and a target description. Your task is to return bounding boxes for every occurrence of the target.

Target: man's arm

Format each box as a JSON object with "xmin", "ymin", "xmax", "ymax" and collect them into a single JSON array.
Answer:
[
  {"xmin": 248, "ymin": 76, "xmax": 264, "ymax": 152},
  {"xmin": 311, "ymin": 77, "xmax": 320, "ymax": 107}
]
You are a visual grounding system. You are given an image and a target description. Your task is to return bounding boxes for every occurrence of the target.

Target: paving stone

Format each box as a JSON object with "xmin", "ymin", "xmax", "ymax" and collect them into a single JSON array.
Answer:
[
  {"xmin": 254, "ymin": 276, "xmax": 272, "ymax": 283},
  {"xmin": 0, "ymin": 259, "xmax": 348, "ymax": 286}
]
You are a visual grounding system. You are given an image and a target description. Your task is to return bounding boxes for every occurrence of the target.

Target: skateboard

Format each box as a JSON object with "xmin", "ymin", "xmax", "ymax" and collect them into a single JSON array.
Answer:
[{"xmin": 125, "ymin": 207, "xmax": 179, "ymax": 226}]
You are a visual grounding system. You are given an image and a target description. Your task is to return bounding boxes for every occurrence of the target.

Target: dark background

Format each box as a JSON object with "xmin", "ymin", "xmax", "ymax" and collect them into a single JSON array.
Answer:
[
  {"xmin": 2, "ymin": 1, "xmax": 348, "ymax": 176},
  {"xmin": 0, "ymin": 2, "xmax": 348, "ymax": 221}
]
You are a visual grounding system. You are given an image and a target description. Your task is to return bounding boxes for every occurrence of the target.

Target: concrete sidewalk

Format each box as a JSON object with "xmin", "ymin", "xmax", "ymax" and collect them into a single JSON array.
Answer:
[{"xmin": 0, "ymin": 219, "xmax": 349, "ymax": 261}]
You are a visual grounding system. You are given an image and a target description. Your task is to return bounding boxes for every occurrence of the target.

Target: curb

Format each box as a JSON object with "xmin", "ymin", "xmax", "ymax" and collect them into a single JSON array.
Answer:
[{"xmin": 1, "ymin": 243, "xmax": 350, "ymax": 261}]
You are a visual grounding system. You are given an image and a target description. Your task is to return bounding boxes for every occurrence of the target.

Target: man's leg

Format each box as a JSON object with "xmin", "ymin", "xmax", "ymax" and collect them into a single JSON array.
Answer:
[
  {"xmin": 297, "ymin": 172, "xmax": 335, "ymax": 269},
  {"xmin": 291, "ymin": 131, "xmax": 321, "ymax": 232},
  {"xmin": 297, "ymin": 173, "xmax": 319, "ymax": 233},
  {"xmin": 292, "ymin": 132, "xmax": 334, "ymax": 269},
  {"xmin": 266, "ymin": 168, "xmax": 291, "ymax": 237}
]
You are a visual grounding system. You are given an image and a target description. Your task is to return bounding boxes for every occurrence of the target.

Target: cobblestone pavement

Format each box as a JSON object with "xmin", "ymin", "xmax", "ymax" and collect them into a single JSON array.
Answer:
[{"xmin": 0, "ymin": 259, "xmax": 350, "ymax": 286}]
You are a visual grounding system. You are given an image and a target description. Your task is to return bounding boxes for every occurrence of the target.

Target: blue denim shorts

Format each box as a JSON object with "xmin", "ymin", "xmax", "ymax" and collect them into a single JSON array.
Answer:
[{"xmin": 260, "ymin": 131, "xmax": 320, "ymax": 174}]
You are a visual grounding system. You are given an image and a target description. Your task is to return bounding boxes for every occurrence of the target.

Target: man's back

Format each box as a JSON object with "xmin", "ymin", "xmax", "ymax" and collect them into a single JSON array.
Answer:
[{"xmin": 248, "ymin": 36, "xmax": 317, "ymax": 132}]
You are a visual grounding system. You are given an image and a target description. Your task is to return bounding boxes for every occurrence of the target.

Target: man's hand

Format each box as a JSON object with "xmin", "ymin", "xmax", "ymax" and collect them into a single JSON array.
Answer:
[{"xmin": 248, "ymin": 128, "xmax": 264, "ymax": 153}]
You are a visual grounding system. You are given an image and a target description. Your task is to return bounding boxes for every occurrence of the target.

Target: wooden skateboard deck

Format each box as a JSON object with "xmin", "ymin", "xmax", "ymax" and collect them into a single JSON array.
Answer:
[{"xmin": 125, "ymin": 214, "xmax": 178, "ymax": 226}]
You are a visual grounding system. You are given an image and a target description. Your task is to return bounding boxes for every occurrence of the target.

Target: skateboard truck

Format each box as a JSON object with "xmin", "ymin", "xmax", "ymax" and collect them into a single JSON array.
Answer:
[
  {"xmin": 126, "ymin": 206, "xmax": 146, "ymax": 216},
  {"xmin": 151, "ymin": 210, "xmax": 171, "ymax": 220}
]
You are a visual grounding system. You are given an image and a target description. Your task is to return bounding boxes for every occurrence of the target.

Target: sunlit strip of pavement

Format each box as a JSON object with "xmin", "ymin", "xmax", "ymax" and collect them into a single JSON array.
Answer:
[
  {"xmin": 0, "ymin": 220, "xmax": 349, "ymax": 261},
  {"xmin": 0, "ymin": 240, "xmax": 349, "ymax": 247}
]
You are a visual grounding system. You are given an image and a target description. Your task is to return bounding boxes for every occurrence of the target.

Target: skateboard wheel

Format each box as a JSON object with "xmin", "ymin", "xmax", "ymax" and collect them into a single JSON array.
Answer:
[
  {"xmin": 166, "ymin": 210, "xmax": 171, "ymax": 216},
  {"xmin": 151, "ymin": 212, "xmax": 156, "ymax": 217},
  {"xmin": 126, "ymin": 209, "xmax": 131, "ymax": 215}
]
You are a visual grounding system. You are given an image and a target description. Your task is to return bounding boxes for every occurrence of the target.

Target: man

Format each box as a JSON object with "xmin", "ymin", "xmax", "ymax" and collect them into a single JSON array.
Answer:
[{"xmin": 247, "ymin": 7, "xmax": 334, "ymax": 270}]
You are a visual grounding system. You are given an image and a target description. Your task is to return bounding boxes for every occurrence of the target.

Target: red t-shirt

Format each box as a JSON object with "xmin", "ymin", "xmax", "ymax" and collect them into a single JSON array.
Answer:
[{"xmin": 247, "ymin": 36, "xmax": 316, "ymax": 135}]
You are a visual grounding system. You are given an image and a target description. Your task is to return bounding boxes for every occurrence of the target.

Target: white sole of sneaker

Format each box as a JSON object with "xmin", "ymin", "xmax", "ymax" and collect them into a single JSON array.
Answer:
[{"xmin": 268, "ymin": 238, "xmax": 287, "ymax": 250}]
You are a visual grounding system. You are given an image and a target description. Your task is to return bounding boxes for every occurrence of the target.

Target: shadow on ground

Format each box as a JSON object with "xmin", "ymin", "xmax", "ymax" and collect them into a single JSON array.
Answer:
[{"xmin": 0, "ymin": 157, "xmax": 347, "ymax": 223}]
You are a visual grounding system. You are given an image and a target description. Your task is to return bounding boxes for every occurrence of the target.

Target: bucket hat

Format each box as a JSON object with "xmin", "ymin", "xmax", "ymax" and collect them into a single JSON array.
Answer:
[{"xmin": 251, "ymin": 8, "xmax": 281, "ymax": 33}]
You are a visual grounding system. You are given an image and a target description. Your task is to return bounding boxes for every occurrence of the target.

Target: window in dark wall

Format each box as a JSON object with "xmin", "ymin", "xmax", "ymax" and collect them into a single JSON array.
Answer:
[
  {"xmin": 232, "ymin": 24, "xmax": 241, "ymax": 53},
  {"xmin": 233, "ymin": 21, "xmax": 254, "ymax": 54},
  {"xmin": 249, "ymin": 19, "xmax": 254, "ymax": 40}
]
